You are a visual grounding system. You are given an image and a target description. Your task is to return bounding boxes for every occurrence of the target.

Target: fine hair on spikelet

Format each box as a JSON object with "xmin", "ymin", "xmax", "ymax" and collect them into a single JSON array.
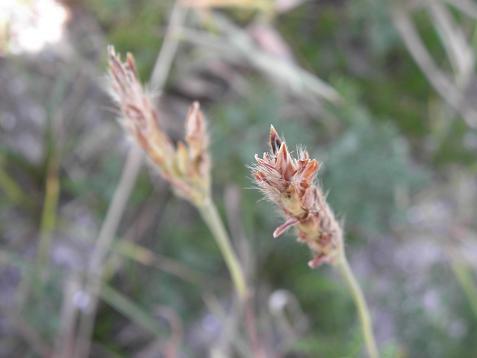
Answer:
[{"xmin": 251, "ymin": 125, "xmax": 343, "ymax": 268}]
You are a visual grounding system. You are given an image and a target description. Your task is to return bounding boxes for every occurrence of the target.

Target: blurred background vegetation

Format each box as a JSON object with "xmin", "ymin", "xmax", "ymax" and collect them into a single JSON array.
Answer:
[{"xmin": 1, "ymin": 0, "xmax": 477, "ymax": 357}]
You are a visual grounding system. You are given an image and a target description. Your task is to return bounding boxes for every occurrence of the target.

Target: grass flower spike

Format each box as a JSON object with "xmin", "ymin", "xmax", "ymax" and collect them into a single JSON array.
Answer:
[
  {"xmin": 108, "ymin": 46, "xmax": 248, "ymax": 303},
  {"xmin": 108, "ymin": 46, "xmax": 210, "ymax": 206},
  {"xmin": 252, "ymin": 126, "xmax": 379, "ymax": 358},
  {"xmin": 253, "ymin": 125, "xmax": 342, "ymax": 268}
]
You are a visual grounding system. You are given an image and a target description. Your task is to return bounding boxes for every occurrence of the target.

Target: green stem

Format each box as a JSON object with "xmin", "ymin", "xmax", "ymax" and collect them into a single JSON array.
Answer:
[
  {"xmin": 198, "ymin": 198, "xmax": 265, "ymax": 356},
  {"xmin": 336, "ymin": 251, "xmax": 379, "ymax": 358},
  {"xmin": 450, "ymin": 257, "xmax": 477, "ymax": 319},
  {"xmin": 37, "ymin": 156, "xmax": 60, "ymax": 274},
  {"xmin": 0, "ymin": 166, "xmax": 27, "ymax": 206},
  {"xmin": 197, "ymin": 198, "xmax": 248, "ymax": 301}
]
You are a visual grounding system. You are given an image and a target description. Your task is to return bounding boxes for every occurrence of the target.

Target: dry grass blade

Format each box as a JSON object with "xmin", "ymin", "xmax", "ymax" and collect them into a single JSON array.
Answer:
[
  {"xmin": 392, "ymin": 4, "xmax": 477, "ymax": 127},
  {"xmin": 427, "ymin": 2, "xmax": 475, "ymax": 86}
]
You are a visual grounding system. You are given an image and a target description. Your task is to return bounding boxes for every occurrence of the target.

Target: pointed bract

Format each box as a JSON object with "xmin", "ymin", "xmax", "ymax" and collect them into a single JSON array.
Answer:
[
  {"xmin": 273, "ymin": 217, "xmax": 299, "ymax": 238},
  {"xmin": 269, "ymin": 125, "xmax": 282, "ymax": 155}
]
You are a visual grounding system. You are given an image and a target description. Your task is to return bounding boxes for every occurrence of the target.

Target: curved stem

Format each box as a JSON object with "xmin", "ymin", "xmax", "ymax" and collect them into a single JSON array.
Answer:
[
  {"xmin": 196, "ymin": 198, "xmax": 265, "ymax": 358},
  {"xmin": 198, "ymin": 198, "xmax": 266, "ymax": 356},
  {"xmin": 197, "ymin": 198, "xmax": 248, "ymax": 301},
  {"xmin": 336, "ymin": 251, "xmax": 379, "ymax": 358}
]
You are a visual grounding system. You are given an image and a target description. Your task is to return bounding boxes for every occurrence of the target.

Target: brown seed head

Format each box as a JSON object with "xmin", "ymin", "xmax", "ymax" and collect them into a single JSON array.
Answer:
[
  {"xmin": 185, "ymin": 102, "xmax": 210, "ymax": 182},
  {"xmin": 252, "ymin": 125, "xmax": 343, "ymax": 268},
  {"xmin": 107, "ymin": 47, "xmax": 211, "ymax": 205}
]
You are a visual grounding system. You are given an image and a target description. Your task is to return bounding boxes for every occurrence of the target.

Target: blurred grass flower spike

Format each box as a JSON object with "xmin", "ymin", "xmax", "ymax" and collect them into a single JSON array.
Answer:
[
  {"xmin": 107, "ymin": 46, "xmax": 248, "ymax": 303},
  {"xmin": 252, "ymin": 126, "xmax": 379, "ymax": 358},
  {"xmin": 108, "ymin": 46, "xmax": 210, "ymax": 206}
]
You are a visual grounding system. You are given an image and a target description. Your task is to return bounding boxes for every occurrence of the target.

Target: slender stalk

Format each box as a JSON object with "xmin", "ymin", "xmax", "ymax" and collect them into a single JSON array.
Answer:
[
  {"xmin": 73, "ymin": 148, "xmax": 143, "ymax": 358},
  {"xmin": 197, "ymin": 198, "xmax": 247, "ymax": 301},
  {"xmin": 197, "ymin": 198, "xmax": 264, "ymax": 356},
  {"xmin": 89, "ymin": 148, "xmax": 143, "ymax": 273},
  {"xmin": 336, "ymin": 251, "xmax": 379, "ymax": 358},
  {"xmin": 37, "ymin": 154, "xmax": 60, "ymax": 276},
  {"xmin": 450, "ymin": 256, "xmax": 477, "ymax": 319},
  {"xmin": 150, "ymin": 1, "xmax": 187, "ymax": 91}
]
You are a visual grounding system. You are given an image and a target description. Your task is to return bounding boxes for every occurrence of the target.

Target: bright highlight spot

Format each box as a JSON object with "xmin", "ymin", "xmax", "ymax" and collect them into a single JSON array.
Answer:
[{"xmin": 0, "ymin": 0, "xmax": 69, "ymax": 54}]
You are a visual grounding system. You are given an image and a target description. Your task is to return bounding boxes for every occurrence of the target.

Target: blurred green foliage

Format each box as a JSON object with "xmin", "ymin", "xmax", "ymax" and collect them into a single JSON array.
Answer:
[
  {"xmin": 324, "ymin": 100, "xmax": 428, "ymax": 235},
  {"xmin": 78, "ymin": 0, "xmax": 474, "ymax": 352},
  {"xmin": 2, "ymin": 0, "xmax": 477, "ymax": 357},
  {"xmin": 84, "ymin": 0, "xmax": 169, "ymax": 77}
]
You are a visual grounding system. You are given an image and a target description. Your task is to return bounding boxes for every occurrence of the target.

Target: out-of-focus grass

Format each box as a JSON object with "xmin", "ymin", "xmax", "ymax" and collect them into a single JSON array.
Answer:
[{"xmin": 1, "ymin": 0, "xmax": 477, "ymax": 357}]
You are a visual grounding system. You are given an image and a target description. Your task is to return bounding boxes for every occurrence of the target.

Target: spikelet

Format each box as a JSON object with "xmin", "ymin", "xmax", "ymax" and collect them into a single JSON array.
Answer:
[
  {"xmin": 252, "ymin": 125, "xmax": 343, "ymax": 268},
  {"xmin": 107, "ymin": 46, "xmax": 210, "ymax": 205}
]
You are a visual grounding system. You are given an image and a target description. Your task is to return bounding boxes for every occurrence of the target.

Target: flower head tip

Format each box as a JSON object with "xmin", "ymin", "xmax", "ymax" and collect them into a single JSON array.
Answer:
[{"xmin": 252, "ymin": 125, "xmax": 343, "ymax": 268}]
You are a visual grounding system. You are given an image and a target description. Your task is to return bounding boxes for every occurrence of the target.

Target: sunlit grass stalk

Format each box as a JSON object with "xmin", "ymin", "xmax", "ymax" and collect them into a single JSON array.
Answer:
[{"xmin": 251, "ymin": 126, "xmax": 378, "ymax": 358}]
